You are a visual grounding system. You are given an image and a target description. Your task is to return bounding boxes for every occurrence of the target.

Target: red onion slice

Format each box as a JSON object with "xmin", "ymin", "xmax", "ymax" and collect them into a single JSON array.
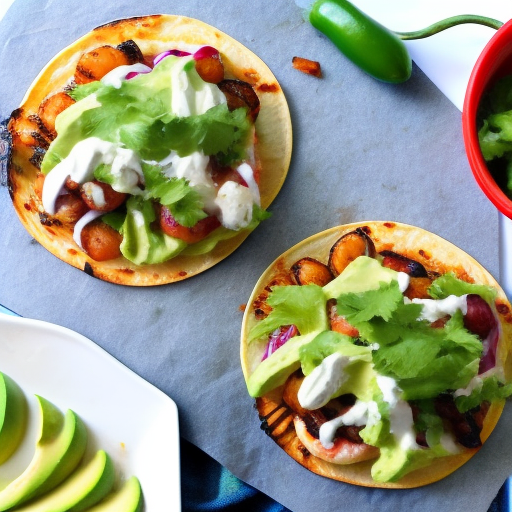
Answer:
[
  {"xmin": 262, "ymin": 325, "xmax": 298, "ymax": 361},
  {"xmin": 153, "ymin": 49, "xmax": 192, "ymax": 66},
  {"xmin": 193, "ymin": 46, "xmax": 220, "ymax": 60}
]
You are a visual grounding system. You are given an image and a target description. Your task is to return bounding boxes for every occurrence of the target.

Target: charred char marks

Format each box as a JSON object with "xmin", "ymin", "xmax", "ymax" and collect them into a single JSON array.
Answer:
[
  {"xmin": 30, "ymin": 147, "xmax": 46, "ymax": 169},
  {"xmin": 434, "ymin": 394, "xmax": 484, "ymax": 448},
  {"xmin": 39, "ymin": 212, "xmax": 61, "ymax": 227},
  {"xmin": 297, "ymin": 442, "xmax": 311, "ymax": 457},
  {"xmin": 84, "ymin": 262, "xmax": 95, "ymax": 277},
  {"xmin": 258, "ymin": 401, "xmax": 294, "ymax": 440},
  {"xmin": 93, "ymin": 15, "xmax": 160, "ymax": 31},
  {"xmin": 117, "ymin": 40, "xmax": 144, "ymax": 64},
  {"xmin": 379, "ymin": 250, "xmax": 428, "ymax": 277}
]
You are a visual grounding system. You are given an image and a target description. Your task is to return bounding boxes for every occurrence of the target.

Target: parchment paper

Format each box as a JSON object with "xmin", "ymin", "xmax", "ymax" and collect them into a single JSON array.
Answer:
[{"xmin": 0, "ymin": 1, "xmax": 510, "ymax": 512}]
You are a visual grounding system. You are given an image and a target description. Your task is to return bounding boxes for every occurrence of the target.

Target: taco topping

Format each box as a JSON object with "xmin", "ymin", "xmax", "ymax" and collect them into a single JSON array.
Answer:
[
  {"xmin": 29, "ymin": 41, "xmax": 266, "ymax": 265},
  {"xmin": 244, "ymin": 228, "xmax": 512, "ymax": 483}
]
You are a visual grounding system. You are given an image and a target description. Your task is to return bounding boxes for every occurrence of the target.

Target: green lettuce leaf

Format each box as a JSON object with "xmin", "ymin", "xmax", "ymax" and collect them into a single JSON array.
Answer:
[
  {"xmin": 455, "ymin": 374, "xmax": 512, "ymax": 413},
  {"xmin": 42, "ymin": 56, "xmax": 251, "ymax": 175},
  {"xmin": 141, "ymin": 162, "xmax": 206, "ymax": 228},
  {"xmin": 101, "ymin": 211, "xmax": 126, "ymax": 232},
  {"xmin": 428, "ymin": 272, "xmax": 497, "ymax": 304},
  {"xmin": 334, "ymin": 280, "xmax": 482, "ymax": 400},
  {"xmin": 248, "ymin": 284, "xmax": 329, "ymax": 343},
  {"xmin": 67, "ymin": 82, "xmax": 102, "ymax": 101}
]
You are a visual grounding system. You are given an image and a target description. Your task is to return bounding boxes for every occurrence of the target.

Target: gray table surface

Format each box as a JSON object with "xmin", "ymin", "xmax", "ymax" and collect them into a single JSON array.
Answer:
[{"xmin": 0, "ymin": 2, "xmax": 509, "ymax": 512}]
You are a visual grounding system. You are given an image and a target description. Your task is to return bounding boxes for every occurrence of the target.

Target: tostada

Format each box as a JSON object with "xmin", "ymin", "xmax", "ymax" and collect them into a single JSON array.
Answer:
[
  {"xmin": 241, "ymin": 221, "xmax": 512, "ymax": 488},
  {"xmin": 8, "ymin": 15, "xmax": 292, "ymax": 285}
]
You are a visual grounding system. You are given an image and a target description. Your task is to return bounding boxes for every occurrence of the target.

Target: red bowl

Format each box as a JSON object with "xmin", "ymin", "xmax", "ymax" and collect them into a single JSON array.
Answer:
[{"xmin": 462, "ymin": 18, "xmax": 512, "ymax": 220}]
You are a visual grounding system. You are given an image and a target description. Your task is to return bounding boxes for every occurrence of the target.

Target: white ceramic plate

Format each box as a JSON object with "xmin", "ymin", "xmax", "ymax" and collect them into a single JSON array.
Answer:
[{"xmin": 0, "ymin": 313, "xmax": 181, "ymax": 510}]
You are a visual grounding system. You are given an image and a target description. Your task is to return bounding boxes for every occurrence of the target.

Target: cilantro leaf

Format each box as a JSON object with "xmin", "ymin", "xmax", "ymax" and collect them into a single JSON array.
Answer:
[
  {"xmin": 141, "ymin": 163, "xmax": 206, "ymax": 228},
  {"xmin": 67, "ymin": 82, "xmax": 102, "ymax": 101},
  {"xmin": 336, "ymin": 280, "xmax": 403, "ymax": 323}
]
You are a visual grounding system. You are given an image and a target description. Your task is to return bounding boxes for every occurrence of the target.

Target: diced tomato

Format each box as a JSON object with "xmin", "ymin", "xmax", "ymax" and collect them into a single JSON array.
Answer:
[
  {"xmin": 209, "ymin": 159, "xmax": 248, "ymax": 189},
  {"xmin": 159, "ymin": 206, "xmax": 220, "ymax": 244}
]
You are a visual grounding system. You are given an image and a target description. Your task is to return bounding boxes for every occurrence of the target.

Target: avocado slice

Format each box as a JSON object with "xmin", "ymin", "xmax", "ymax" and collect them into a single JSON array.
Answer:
[
  {"xmin": 85, "ymin": 476, "xmax": 143, "ymax": 512},
  {"xmin": 247, "ymin": 332, "xmax": 320, "ymax": 397},
  {"xmin": 323, "ymin": 255, "xmax": 398, "ymax": 299},
  {"xmin": 0, "ymin": 395, "xmax": 87, "ymax": 509},
  {"xmin": 13, "ymin": 450, "xmax": 115, "ymax": 512},
  {"xmin": 0, "ymin": 372, "xmax": 27, "ymax": 465}
]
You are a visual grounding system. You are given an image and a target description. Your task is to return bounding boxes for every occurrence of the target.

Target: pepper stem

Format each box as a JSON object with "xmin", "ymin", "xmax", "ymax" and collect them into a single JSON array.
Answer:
[{"xmin": 395, "ymin": 15, "xmax": 503, "ymax": 40}]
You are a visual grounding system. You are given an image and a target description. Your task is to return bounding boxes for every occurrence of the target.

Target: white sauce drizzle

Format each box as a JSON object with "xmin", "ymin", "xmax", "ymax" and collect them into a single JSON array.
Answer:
[
  {"xmin": 42, "ymin": 138, "xmax": 144, "ymax": 214},
  {"xmin": 82, "ymin": 182, "xmax": 106, "ymax": 209},
  {"xmin": 298, "ymin": 353, "xmax": 351, "ymax": 411},
  {"xmin": 43, "ymin": 53, "xmax": 257, "ymax": 240},
  {"xmin": 453, "ymin": 375, "xmax": 483, "ymax": 398},
  {"xmin": 397, "ymin": 272, "xmax": 410, "ymax": 293},
  {"xmin": 318, "ymin": 400, "xmax": 380, "ymax": 449},
  {"xmin": 214, "ymin": 181, "xmax": 254, "ymax": 230},
  {"xmin": 236, "ymin": 162, "xmax": 260, "ymax": 206},
  {"xmin": 411, "ymin": 295, "xmax": 468, "ymax": 322},
  {"xmin": 100, "ymin": 63, "xmax": 152, "ymax": 89},
  {"xmin": 377, "ymin": 375, "xmax": 419, "ymax": 451},
  {"xmin": 72, "ymin": 210, "xmax": 103, "ymax": 248}
]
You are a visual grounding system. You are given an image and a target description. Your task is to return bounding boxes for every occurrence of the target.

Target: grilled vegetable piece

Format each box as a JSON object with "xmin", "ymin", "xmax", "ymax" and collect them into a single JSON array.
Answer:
[
  {"xmin": 37, "ymin": 92, "xmax": 76, "ymax": 139},
  {"xmin": 81, "ymin": 221, "xmax": 123, "ymax": 261},
  {"xmin": 116, "ymin": 39, "xmax": 144, "ymax": 64},
  {"xmin": 217, "ymin": 79, "xmax": 260, "ymax": 121},
  {"xmin": 292, "ymin": 56, "xmax": 322, "ymax": 77},
  {"xmin": 8, "ymin": 109, "xmax": 49, "ymax": 148},
  {"xmin": 194, "ymin": 48, "xmax": 225, "ymax": 83},
  {"xmin": 328, "ymin": 228, "xmax": 376, "ymax": 276},
  {"xmin": 379, "ymin": 250, "xmax": 428, "ymax": 277},
  {"xmin": 434, "ymin": 394, "xmax": 487, "ymax": 448},
  {"xmin": 403, "ymin": 277, "xmax": 433, "ymax": 300},
  {"xmin": 74, "ymin": 45, "xmax": 132, "ymax": 84},
  {"xmin": 291, "ymin": 257, "xmax": 333, "ymax": 286},
  {"xmin": 159, "ymin": 206, "xmax": 221, "ymax": 244},
  {"xmin": 328, "ymin": 299, "xmax": 359, "ymax": 337},
  {"xmin": 464, "ymin": 294, "xmax": 497, "ymax": 339},
  {"xmin": 80, "ymin": 181, "xmax": 127, "ymax": 212},
  {"xmin": 53, "ymin": 195, "xmax": 89, "ymax": 224}
]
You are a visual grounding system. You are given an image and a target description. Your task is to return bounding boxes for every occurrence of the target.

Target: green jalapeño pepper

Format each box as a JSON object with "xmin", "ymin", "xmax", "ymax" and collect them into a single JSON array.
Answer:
[
  {"xmin": 309, "ymin": 0, "xmax": 411, "ymax": 83},
  {"xmin": 308, "ymin": 0, "xmax": 504, "ymax": 84}
]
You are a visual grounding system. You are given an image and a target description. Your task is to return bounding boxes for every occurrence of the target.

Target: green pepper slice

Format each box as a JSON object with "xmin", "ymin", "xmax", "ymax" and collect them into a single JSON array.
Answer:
[{"xmin": 309, "ymin": 0, "xmax": 412, "ymax": 83}]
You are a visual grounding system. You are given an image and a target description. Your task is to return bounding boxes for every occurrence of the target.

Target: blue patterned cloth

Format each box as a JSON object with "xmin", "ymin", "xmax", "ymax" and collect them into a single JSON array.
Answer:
[
  {"xmin": 180, "ymin": 438, "xmax": 289, "ymax": 512},
  {"xmin": 0, "ymin": 305, "xmax": 507, "ymax": 512},
  {"xmin": 180, "ymin": 436, "xmax": 507, "ymax": 512}
]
